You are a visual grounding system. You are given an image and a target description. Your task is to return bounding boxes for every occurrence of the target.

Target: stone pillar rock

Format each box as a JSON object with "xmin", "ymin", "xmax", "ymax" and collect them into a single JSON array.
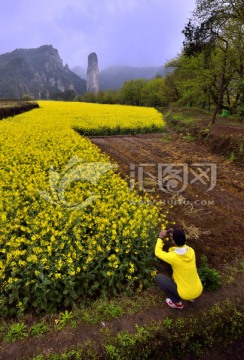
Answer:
[{"xmin": 86, "ymin": 52, "xmax": 100, "ymax": 93}]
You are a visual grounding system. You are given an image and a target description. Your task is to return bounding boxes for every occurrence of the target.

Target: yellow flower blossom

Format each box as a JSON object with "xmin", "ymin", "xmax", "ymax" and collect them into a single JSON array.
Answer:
[{"xmin": 0, "ymin": 100, "xmax": 167, "ymax": 314}]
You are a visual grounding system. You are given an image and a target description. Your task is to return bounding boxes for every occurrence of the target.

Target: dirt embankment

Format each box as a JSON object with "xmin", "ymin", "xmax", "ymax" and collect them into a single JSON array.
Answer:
[
  {"xmin": 164, "ymin": 106, "xmax": 244, "ymax": 163},
  {"xmin": 0, "ymin": 101, "xmax": 39, "ymax": 120}
]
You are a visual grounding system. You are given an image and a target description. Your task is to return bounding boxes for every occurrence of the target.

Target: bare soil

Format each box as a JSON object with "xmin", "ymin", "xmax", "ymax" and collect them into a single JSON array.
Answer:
[
  {"xmin": 91, "ymin": 132, "xmax": 244, "ymax": 270},
  {"xmin": 1, "ymin": 129, "xmax": 243, "ymax": 360}
]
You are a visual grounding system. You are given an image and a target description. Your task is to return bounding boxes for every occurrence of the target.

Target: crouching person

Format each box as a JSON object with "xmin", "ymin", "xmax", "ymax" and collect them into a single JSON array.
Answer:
[{"xmin": 155, "ymin": 229, "xmax": 203, "ymax": 309}]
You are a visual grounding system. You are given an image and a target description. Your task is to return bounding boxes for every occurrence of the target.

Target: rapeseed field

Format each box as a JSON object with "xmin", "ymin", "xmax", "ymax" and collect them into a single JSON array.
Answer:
[
  {"xmin": 67, "ymin": 101, "xmax": 165, "ymax": 135},
  {"xmin": 0, "ymin": 101, "xmax": 167, "ymax": 315}
]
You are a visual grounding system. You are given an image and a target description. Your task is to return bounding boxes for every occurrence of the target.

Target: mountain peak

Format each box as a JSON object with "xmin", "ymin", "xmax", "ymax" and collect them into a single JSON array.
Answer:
[{"xmin": 0, "ymin": 45, "xmax": 86, "ymax": 99}]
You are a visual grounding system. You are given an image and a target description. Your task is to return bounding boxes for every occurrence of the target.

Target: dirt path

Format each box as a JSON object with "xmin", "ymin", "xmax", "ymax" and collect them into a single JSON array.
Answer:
[
  {"xmin": 91, "ymin": 133, "xmax": 244, "ymax": 269},
  {"xmin": 1, "ymin": 274, "xmax": 243, "ymax": 360}
]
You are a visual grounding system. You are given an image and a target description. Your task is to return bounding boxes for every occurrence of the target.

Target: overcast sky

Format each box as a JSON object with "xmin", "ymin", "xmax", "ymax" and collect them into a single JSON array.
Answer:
[{"xmin": 0, "ymin": 0, "xmax": 196, "ymax": 70}]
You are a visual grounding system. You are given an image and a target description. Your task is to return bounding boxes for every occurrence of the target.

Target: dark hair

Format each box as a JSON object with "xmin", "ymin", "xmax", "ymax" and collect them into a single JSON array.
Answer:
[{"xmin": 173, "ymin": 230, "xmax": 186, "ymax": 246}]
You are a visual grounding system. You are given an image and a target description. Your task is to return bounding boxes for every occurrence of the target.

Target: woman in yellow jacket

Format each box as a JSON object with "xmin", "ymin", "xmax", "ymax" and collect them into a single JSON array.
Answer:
[{"xmin": 155, "ymin": 229, "xmax": 203, "ymax": 309}]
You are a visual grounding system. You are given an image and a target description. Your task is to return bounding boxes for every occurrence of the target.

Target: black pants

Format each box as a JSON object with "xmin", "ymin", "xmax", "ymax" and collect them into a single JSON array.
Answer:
[{"xmin": 156, "ymin": 274, "xmax": 181, "ymax": 303}]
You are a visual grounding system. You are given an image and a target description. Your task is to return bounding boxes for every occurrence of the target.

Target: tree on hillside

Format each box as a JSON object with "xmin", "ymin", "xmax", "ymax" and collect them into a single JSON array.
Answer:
[
  {"xmin": 141, "ymin": 77, "xmax": 166, "ymax": 107},
  {"xmin": 166, "ymin": 54, "xmax": 212, "ymax": 109},
  {"xmin": 182, "ymin": 0, "xmax": 244, "ymax": 123},
  {"xmin": 119, "ymin": 79, "xmax": 146, "ymax": 106}
]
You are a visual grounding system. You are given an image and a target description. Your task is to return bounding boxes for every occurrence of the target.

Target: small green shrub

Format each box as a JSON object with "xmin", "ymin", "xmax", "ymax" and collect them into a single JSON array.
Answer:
[
  {"xmin": 55, "ymin": 310, "xmax": 75, "ymax": 331},
  {"xmin": 4, "ymin": 321, "xmax": 28, "ymax": 342},
  {"xmin": 30, "ymin": 321, "xmax": 49, "ymax": 337},
  {"xmin": 163, "ymin": 317, "xmax": 173, "ymax": 328},
  {"xmin": 198, "ymin": 255, "xmax": 222, "ymax": 291},
  {"xmin": 82, "ymin": 301, "xmax": 124, "ymax": 324},
  {"xmin": 183, "ymin": 133, "xmax": 196, "ymax": 141},
  {"xmin": 32, "ymin": 356, "xmax": 45, "ymax": 360},
  {"xmin": 229, "ymin": 151, "xmax": 236, "ymax": 162},
  {"xmin": 117, "ymin": 331, "xmax": 136, "ymax": 347},
  {"xmin": 105, "ymin": 344, "xmax": 121, "ymax": 360}
]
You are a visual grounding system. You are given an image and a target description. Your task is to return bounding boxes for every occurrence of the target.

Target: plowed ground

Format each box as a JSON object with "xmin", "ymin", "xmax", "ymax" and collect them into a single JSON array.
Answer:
[{"xmin": 91, "ymin": 133, "xmax": 244, "ymax": 270}]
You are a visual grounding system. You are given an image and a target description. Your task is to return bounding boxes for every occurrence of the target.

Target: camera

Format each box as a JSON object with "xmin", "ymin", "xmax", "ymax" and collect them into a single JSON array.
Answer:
[{"xmin": 167, "ymin": 229, "xmax": 173, "ymax": 236}]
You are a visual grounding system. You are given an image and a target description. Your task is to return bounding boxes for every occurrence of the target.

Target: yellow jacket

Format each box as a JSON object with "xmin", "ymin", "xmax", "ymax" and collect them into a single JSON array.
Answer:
[{"xmin": 155, "ymin": 238, "xmax": 203, "ymax": 300}]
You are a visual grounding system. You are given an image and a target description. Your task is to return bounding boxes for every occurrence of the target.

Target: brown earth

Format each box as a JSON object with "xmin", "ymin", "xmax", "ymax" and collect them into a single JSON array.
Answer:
[
  {"xmin": 0, "ymin": 130, "xmax": 243, "ymax": 360},
  {"xmin": 91, "ymin": 132, "xmax": 244, "ymax": 270}
]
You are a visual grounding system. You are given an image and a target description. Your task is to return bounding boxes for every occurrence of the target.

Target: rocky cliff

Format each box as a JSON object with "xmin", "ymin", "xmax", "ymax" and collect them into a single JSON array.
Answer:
[
  {"xmin": 86, "ymin": 52, "xmax": 100, "ymax": 93},
  {"xmin": 0, "ymin": 45, "xmax": 86, "ymax": 99}
]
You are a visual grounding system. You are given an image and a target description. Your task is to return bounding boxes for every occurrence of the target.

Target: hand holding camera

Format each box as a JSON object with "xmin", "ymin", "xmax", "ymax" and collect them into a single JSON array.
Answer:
[{"xmin": 159, "ymin": 228, "xmax": 173, "ymax": 239}]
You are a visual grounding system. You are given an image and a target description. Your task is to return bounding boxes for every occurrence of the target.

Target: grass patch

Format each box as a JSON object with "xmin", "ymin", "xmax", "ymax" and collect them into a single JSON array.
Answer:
[
  {"xmin": 161, "ymin": 134, "xmax": 172, "ymax": 142},
  {"xmin": 182, "ymin": 133, "xmax": 196, "ymax": 141},
  {"xmin": 163, "ymin": 105, "xmax": 244, "ymax": 162},
  {"xmin": 198, "ymin": 256, "xmax": 222, "ymax": 291},
  {"xmin": 75, "ymin": 289, "xmax": 161, "ymax": 325},
  {"xmin": 0, "ymin": 264, "xmax": 243, "ymax": 359},
  {"xmin": 30, "ymin": 299, "xmax": 244, "ymax": 359},
  {"xmin": 0, "ymin": 261, "xmax": 240, "ymax": 346}
]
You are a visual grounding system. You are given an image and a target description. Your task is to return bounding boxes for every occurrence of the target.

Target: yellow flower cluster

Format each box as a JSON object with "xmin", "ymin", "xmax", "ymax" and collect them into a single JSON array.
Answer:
[
  {"xmin": 70, "ymin": 101, "xmax": 165, "ymax": 135},
  {"xmin": 0, "ymin": 101, "xmax": 167, "ymax": 314}
]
